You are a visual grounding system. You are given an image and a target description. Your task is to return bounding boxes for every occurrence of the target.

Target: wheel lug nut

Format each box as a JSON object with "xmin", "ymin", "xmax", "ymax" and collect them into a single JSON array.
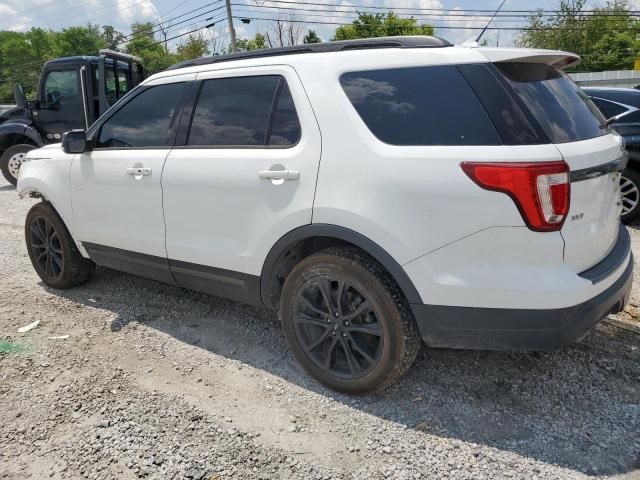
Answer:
[
  {"xmin": 344, "ymin": 321, "xmax": 350, "ymax": 326},
  {"xmin": 342, "ymin": 333, "xmax": 347, "ymax": 337},
  {"xmin": 334, "ymin": 312, "xmax": 339, "ymax": 317}
]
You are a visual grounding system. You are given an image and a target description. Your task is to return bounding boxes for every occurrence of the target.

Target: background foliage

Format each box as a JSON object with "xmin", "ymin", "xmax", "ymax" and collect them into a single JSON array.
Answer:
[
  {"xmin": 0, "ymin": 10, "xmax": 435, "ymax": 103},
  {"xmin": 3, "ymin": 1, "xmax": 640, "ymax": 103},
  {"xmin": 517, "ymin": 0, "xmax": 640, "ymax": 71}
]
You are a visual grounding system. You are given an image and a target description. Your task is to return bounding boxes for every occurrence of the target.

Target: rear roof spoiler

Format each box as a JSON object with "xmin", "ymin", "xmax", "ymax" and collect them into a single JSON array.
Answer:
[{"xmin": 472, "ymin": 47, "xmax": 581, "ymax": 69}]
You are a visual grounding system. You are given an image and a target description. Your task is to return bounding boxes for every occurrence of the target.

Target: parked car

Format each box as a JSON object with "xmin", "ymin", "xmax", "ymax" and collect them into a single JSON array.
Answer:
[
  {"xmin": 17, "ymin": 37, "xmax": 632, "ymax": 393},
  {"xmin": 583, "ymin": 87, "xmax": 640, "ymax": 223}
]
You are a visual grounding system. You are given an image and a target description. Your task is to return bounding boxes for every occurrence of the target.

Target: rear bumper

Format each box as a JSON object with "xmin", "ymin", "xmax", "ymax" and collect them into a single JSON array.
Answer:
[{"xmin": 410, "ymin": 252, "xmax": 633, "ymax": 351}]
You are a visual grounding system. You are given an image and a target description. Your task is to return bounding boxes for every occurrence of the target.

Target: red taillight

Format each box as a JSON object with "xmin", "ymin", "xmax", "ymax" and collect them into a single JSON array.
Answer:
[{"xmin": 461, "ymin": 161, "xmax": 570, "ymax": 232}]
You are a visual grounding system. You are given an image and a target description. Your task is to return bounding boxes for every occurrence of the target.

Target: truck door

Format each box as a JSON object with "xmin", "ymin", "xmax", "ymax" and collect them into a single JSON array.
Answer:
[{"xmin": 35, "ymin": 67, "xmax": 86, "ymax": 141}]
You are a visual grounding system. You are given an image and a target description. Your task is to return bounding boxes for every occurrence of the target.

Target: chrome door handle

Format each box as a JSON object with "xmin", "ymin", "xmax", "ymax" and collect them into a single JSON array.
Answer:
[
  {"xmin": 258, "ymin": 169, "xmax": 299, "ymax": 181},
  {"xmin": 126, "ymin": 167, "xmax": 152, "ymax": 176}
]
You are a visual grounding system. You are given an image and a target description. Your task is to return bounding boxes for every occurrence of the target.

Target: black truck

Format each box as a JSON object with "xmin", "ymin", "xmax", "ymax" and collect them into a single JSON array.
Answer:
[{"xmin": 0, "ymin": 50, "xmax": 144, "ymax": 185}]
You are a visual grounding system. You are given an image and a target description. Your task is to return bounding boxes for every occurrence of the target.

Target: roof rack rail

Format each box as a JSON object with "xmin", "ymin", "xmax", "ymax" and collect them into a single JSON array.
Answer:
[
  {"xmin": 99, "ymin": 49, "xmax": 143, "ymax": 65},
  {"xmin": 166, "ymin": 36, "xmax": 452, "ymax": 71}
]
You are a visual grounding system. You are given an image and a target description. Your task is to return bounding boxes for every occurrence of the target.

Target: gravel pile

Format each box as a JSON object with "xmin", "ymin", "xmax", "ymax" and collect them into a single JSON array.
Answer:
[{"xmin": 0, "ymin": 177, "xmax": 639, "ymax": 480}]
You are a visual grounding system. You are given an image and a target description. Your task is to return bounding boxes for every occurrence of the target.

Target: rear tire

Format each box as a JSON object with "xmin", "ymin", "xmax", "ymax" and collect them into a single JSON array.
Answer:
[
  {"xmin": 1, "ymin": 144, "xmax": 35, "ymax": 186},
  {"xmin": 25, "ymin": 202, "xmax": 95, "ymax": 289},
  {"xmin": 280, "ymin": 247, "xmax": 420, "ymax": 394}
]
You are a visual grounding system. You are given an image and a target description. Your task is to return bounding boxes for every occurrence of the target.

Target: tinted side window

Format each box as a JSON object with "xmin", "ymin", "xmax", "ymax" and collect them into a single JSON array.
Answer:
[
  {"xmin": 268, "ymin": 81, "xmax": 301, "ymax": 145},
  {"xmin": 188, "ymin": 75, "xmax": 299, "ymax": 147},
  {"xmin": 340, "ymin": 66, "xmax": 501, "ymax": 146},
  {"xmin": 458, "ymin": 63, "xmax": 544, "ymax": 145},
  {"xmin": 96, "ymin": 82, "xmax": 185, "ymax": 148},
  {"xmin": 494, "ymin": 63, "xmax": 606, "ymax": 143}
]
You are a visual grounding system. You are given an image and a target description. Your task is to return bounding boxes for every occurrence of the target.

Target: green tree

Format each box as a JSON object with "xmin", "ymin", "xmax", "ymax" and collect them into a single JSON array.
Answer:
[
  {"xmin": 125, "ymin": 22, "xmax": 176, "ymax": 74},
  {"xmin": 176, "ymin": 33, "xmax": 209, "ymax": 62},
  {"xmin": 517, "ymin": 0, "xmax": 640, "ymax": 71},
  {"xmin": 25, "ymin": 28, "xmax": 55, "ymax": 61},
  {"xmin": 101, "ymin": 25, "xmax": 126, "ymax": 51},
  {"xmin": 332, "ymin": 12, "xmax": 433, "ymax": 40},
  {"xmin": 53, "ymin": 24, "xmax": 106, "ymax": 57},
  {"xmin": 0, "ymin": 31, "xmax": 38, "ymax": 102},
  {"xmin": 303, "ymin": 30, "xmax": 321, "ymax": 44},
  {"xmin": 234, "ymin": 33, "xmax": 267, "ymax": 52}
]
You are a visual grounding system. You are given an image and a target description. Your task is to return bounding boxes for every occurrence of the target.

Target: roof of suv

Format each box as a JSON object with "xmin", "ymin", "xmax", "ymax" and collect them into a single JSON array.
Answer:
[
  {"xmin": 167, "ymin": 36, "xmax": 453, "ymax": 71},
  {"xmin": 148, "ymin": 37, "xmax": 580, "ymax": 85}
]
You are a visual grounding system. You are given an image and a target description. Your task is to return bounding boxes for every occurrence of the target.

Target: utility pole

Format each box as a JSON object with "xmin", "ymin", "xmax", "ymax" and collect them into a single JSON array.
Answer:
[{"xmin": 225, "ymin": 0, "xmax": 237, "ymax": 52}]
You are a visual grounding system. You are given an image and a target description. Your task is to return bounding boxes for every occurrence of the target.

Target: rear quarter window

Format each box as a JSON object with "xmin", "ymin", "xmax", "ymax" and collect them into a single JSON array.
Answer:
[
  {"xmin": 494, "ymin": 63, "xmax": 607, "ymax": 144},
  {"xmin": 340, "ymin": 66, "xmax": 502, "ymax": 146}
]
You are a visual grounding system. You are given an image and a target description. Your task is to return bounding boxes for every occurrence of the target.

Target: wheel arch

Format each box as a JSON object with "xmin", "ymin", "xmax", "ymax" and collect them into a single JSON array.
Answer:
[
  {"xmin": 260, "ymin": 224, "xmax": 423, "ymax": 310},
  {"xmin": 0, "ymin": 123, "xmax": 44, "ymax": 151},
  {"xmin": 18, "ymin": 159, "xmax": 79, "ymax": 249}
]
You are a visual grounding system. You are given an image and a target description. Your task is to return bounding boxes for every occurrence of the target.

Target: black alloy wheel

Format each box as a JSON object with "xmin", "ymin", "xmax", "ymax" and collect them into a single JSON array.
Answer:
[
  {"xmin": 29, "ymin": 215, "xmax": 64, "ymax": 282},
  {"xmin": 293, "ymin": 277, "xmax": 384, "ymax": 379},
  {"xmin": 25, "ymin": 202, "xmax": 95, "ymax": 289},
  {"xmin": 280, "ymin": 247, "xmax": 420, "ymax": 394}
]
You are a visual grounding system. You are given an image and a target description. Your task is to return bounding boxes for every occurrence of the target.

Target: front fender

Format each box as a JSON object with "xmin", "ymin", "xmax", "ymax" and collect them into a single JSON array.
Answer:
[{"xmin": 18, "ymin": 154, "xmax": 76, "ymax": 240}]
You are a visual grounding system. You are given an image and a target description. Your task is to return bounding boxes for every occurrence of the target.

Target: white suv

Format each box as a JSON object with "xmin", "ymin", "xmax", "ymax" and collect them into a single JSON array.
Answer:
[{"xmin": 18, "ymin": 37, "xmax": 633, "ymax": 393}]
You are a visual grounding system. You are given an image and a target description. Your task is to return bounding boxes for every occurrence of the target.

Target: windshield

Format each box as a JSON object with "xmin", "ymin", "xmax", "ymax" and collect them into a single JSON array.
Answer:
[{"xmin": 495, "ymin": 63, "xmax": 607, "ymax": 143}]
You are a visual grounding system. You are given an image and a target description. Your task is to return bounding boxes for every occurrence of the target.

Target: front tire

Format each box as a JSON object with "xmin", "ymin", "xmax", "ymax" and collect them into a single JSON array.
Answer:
[
  {"xmin": 1, "ymin": 144, "xmax": 35, "ymax": 186},
  {"xmin": 25, "ymin": 202, "xmax": 95, "ymax": 289},
  {"xmin": 280, "ymin": 247, "xmax": 420, "ymax": 394}
]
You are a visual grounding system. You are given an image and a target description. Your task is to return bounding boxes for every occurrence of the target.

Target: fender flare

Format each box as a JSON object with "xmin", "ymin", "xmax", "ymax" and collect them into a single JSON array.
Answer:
[
  {"xmin": 260, "ymin": 224, "xmax": 423, "ymax": 309},
  {"xmin": 0, "ymin": 123, "xmax": 44, "ymax": 147}
]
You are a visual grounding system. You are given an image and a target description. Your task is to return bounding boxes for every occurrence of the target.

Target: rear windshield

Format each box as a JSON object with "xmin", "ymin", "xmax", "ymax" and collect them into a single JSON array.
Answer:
[{"xmin": 494, "ymin": 63, "xmax": 607, "ymax": 143}]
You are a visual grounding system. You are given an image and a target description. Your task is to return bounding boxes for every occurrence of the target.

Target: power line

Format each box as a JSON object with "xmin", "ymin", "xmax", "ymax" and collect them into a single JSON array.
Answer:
[
  {"xmin": 232, "ymin": 0, "xmax": 640, "ymax": 16},
  {"xmin": 1, "ymin": 0, "xmax": 640, "ymax": 71},
  {"xmin": 148, "ymin": 13, "xmax": 227, "ymax": 47},
  {"xmin": 233, "ymin": 1, "xmax": 640, "ymax": 20},
  {"xmin": 156, "ymin": 0, "xmax": 194, "ymax": 20},
  {"xmin": 0, "ymin": 0, "xmax": 153, "ymax": 30},
  {"xmin": 230, "ymin": 6, "xmax": 532, "ymax": 24},
  {"xmin": 119, "ymin": 0, "xmax": 225, "ymax": 41},
  {"xmin": 231, "ymin": 14, "xmax": 640, "ymax": 32},
  {"xmin": 117, "ymin": 4, "xmax": 227, "ymax": 46},
  {"xmin": 0, "ymin": 0, "xmax": 68, "ymax": 23}
]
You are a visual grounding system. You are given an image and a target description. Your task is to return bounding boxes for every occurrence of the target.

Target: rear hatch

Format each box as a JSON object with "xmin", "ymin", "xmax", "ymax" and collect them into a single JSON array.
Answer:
[
  {"xmin": 555, "ymin": 136, "xmax": 624, "ymax": 272},
  {"xmin": 466, "ymin": 55, "xmax": 625, "ymax": 273}
]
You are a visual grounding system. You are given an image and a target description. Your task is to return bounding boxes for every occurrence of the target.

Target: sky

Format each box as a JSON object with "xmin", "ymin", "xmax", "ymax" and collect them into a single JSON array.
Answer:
[{"xmin": 0, "ymin": 0, "xmax": 637, "ymax": 49}]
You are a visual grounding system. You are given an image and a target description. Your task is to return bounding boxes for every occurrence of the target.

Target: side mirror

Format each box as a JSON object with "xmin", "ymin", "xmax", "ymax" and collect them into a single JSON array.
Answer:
[
  {"xmin": 13, "ymin": 84, "xmax": 27, "ymax": 109},
  {"xmin": 62, "ymin": 130, "xmax": 89, "ymax": 154}
]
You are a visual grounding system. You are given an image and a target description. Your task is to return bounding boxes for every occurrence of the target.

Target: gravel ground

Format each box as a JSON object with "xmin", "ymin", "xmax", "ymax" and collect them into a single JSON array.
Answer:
[{"xmin": 1, "ymin": 176, "xmax": 639, "ymax": 480}]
